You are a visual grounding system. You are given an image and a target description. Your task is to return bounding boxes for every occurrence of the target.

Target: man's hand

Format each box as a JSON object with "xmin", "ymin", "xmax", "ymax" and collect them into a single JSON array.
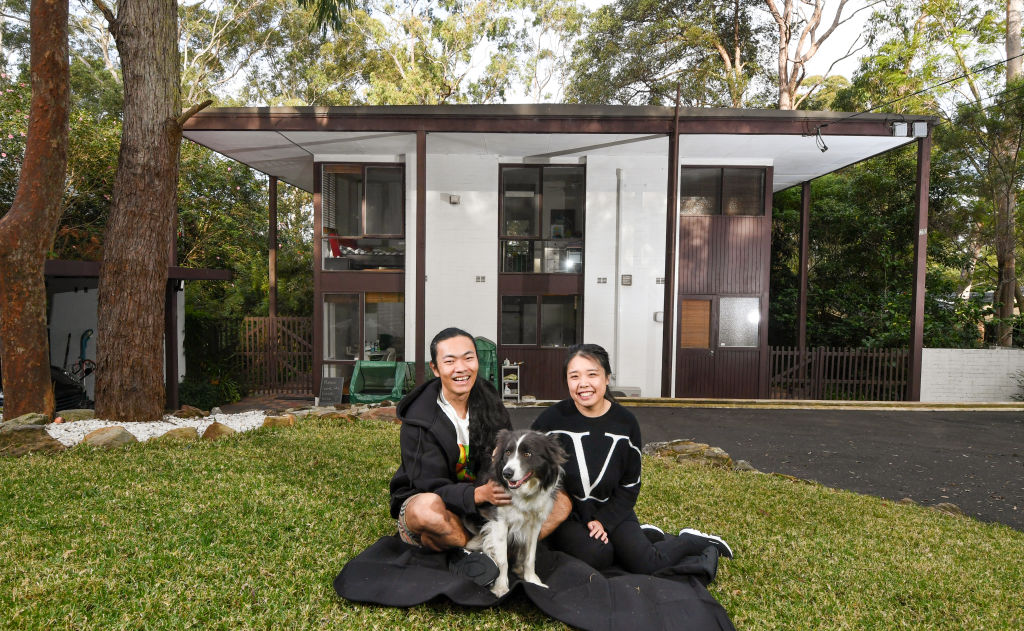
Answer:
[
  {"xmin": 587, "ymin": 520, "xmax": 608, "ymax": 543},
  {"xmin": 474, "ymin": 480, "xmax": 511, "ymax": 506}
]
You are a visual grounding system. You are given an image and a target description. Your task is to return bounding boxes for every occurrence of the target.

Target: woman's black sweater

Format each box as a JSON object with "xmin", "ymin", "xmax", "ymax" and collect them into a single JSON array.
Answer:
[{"xmin": 532, "ymin": 399, "xmax": 643, "ymax": 532}]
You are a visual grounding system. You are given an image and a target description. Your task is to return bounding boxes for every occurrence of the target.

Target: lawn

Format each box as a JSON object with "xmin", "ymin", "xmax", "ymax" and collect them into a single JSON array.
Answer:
[{"xmin": 0, "ymin": 416, "xmax": 1020, "ymax": 630}]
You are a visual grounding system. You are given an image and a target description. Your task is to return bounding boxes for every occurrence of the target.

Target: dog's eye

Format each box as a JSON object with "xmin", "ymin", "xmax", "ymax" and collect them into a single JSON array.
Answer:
[
  {"xmin": 504, "ymin": 449, "xmax": 512, "ymax": 456},
  {"xmin": 522, "ymin": 451, "xmax": 532, "ymax": 458}
]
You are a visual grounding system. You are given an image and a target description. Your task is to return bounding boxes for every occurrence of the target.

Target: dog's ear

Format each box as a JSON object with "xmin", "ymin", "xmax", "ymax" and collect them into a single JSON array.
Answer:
[
  {"xmin": 492, "ymin": 429, "xmax": 513, "ymax": 462},
  {"xmin": 544, "ymin": 434, "xmax": 568, "ymax": 466}
]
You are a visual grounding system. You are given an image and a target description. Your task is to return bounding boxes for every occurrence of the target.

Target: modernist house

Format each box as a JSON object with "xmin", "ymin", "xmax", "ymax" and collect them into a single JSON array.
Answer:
[{"xmin": 182, "ymin": 105, "xmax": 932, "ymax": 401}]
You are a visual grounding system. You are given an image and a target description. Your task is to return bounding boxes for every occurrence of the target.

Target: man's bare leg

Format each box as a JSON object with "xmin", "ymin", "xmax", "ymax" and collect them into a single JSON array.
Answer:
[{"xmin": 403, "ymin": 493, "xmax": 469, "ymax": 551}]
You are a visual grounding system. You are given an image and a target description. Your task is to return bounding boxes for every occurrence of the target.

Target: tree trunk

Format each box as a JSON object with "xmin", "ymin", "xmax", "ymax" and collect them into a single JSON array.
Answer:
[
  {"xmin": 0, "ymin": 0, "xmax": 70, "ymax": 419},
  {"xmin": 94, "ymin": 0, "xmax": 181, "ymax": 422},
  {"xmin": 994, "ymin": 0, "xmax": 1022, "ymax": 346}
]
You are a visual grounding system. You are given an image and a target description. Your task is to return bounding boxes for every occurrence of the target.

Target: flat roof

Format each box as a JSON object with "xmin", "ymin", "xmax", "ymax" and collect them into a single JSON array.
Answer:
[{"xmin": 182, "ymin": 104, "xmax": 933, "ymax": 192}]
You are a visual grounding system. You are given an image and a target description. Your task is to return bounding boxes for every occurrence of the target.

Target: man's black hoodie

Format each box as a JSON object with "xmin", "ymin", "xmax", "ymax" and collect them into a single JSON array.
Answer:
[{"xmin": 388, "ymin": 379, "xmax": 478, "ymax": 519}]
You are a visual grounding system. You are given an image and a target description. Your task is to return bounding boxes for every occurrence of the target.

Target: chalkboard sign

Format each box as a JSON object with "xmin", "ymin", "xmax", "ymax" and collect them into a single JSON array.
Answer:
[{"xmin": 318, "ymin": 377, "xmax": 345, "ymax": 406}]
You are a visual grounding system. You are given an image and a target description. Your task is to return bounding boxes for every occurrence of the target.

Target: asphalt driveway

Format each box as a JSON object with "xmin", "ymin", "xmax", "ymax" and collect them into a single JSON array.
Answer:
[{"xmin": 510, "ymin": 405, "xmax": 1024, "ymax": 531}]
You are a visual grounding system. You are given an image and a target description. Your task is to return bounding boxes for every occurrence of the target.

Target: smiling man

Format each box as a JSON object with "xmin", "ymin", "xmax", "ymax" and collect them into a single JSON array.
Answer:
[{"xmin": 387, "ymin": 327, "xmax": 570, "ymax": 585}]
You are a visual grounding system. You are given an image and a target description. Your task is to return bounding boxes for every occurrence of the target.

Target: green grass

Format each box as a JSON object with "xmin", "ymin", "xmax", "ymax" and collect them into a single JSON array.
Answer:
[{"xmin": 1, "ymin": 418, "xmax": 1021, "ymax": 630}]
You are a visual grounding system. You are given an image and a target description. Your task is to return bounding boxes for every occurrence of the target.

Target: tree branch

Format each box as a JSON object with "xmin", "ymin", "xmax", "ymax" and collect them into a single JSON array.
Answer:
[
  {"xmin": 90, "ymin": 0, "xmax": 116, "ymax": 29},
  {"xmin": 177, "ymin": 99, "xmax": 214, "ymax": 127}
]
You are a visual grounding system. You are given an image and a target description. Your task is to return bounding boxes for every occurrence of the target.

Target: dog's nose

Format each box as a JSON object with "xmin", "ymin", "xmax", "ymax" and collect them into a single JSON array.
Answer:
[{"xmin": 502, "ymin": 467, "xmax": 514, "ymax": 480}]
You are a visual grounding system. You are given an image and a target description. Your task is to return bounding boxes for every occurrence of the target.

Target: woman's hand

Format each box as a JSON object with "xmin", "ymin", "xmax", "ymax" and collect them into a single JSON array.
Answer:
[
  {"xmin": 587, "ymin": 520, "xmax": 608, "ymax": 543},
  {"xmin": 474, "ymin": 480, "xmax": 511, "ymax": 506}
]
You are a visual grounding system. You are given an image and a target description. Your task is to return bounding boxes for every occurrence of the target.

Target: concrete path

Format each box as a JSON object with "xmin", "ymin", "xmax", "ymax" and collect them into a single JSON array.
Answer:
[{"xmin": 509, "ymin": 404, "xmax": 1024, "ymax": 531}]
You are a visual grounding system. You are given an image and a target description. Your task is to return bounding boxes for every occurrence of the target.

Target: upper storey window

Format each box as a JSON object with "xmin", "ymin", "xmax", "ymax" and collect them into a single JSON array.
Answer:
[
  {"xmin": 322, "ymin": 164, "xmax": 404, "ymax": 271},
  {"xmin": 680, "ymin": 167, "xmax": 765, "ymax": 216},
  {"xmin": 500, "ymin": 165, "xmax": 585, "ymax": 273}
]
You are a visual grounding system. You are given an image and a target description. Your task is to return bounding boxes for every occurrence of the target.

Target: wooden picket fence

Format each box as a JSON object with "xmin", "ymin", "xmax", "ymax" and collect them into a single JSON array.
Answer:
[
  {"xmin": 240, "ymin": 317, "xmax": 313, "ymax": 395},
  {"xmin": 769, "ymin": 346, "xmax": 909, "ymax": 401}
]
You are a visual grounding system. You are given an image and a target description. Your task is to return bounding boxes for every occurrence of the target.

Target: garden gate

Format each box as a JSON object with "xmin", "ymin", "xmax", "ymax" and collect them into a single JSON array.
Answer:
[{"xmin": 240, "ymin": 317, "xmax": 313, "ymax": 395}]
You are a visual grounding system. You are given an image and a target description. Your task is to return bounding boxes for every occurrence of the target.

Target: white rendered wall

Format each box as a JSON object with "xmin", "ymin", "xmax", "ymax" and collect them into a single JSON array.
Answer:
[
  {"xmin": 423, "ymin": 153, "xmax": 500, "ymax": 352},
  {"xmin": 582, "ymin": 155, "xmax": 668, "ymax": 397},
  {"xmin": 920, "ymin": 348, "xmax": 1024, "ymax": 402}
]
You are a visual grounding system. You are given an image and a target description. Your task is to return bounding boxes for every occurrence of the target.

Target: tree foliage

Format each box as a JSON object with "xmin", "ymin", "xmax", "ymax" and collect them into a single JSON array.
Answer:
[{"xmin": 565, "ymin": 0, "xmax": 770, "ymax": 106}]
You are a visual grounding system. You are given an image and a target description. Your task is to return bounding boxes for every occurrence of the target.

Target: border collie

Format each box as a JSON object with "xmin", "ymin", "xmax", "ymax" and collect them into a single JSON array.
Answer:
[{"xmin": 466, "ymin": 429, "xmax": 566, "ymax": 597}]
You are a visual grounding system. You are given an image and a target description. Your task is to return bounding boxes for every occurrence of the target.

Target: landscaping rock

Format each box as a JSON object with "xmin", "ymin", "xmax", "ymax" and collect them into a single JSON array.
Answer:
[
  {"xmin": 262, "ymin": 414, "xmax": 296, "ymax": 428},
  {"xmin": 0, "ymin": 424, "xmax": 66, "ymax": 457},
  {"xmin": 897, "ymin": 497, "xmax": 917, "ymax": 506},
  {"xmin": 83, "ymin": 426, "xmax": 138, "ymax": 449},
  {"xmin": 173, "ymin": 405, "xmax": 209, "ymax": 419},
  {"xmin": 5, "ymin": 412, "xmax": 50, "ymax": 427},
  {"xmin": 210, "ymin": 407, "xmax": 222, "ymax": 415},
  {"xmin": 644, "ymin": 439, "xmax": 735, "ymax": 469},
  {"xmin": 55, "ymin": 409, "xmax": 95, "ymax": 423},
  {"xmin": 362, "ymin": 406, "xmax": 397, "ymax": 421},
  {"xmin": 155, "ymin": 427, "xmax": 199, "ymax": 442},
  {"xmin": 733, "ymin": 459, "xmax": 760, "ymax": 473},
  {"xmin": 932, "ymin": 502, "xmax": 964, "ymax": 517},
  {"xmin": 202, "ymin": 421, "xmax": 236, "ymax": 441}
]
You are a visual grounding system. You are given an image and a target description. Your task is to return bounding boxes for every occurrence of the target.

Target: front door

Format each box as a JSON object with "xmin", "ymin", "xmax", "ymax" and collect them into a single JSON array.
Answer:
[{"xmin": 675, "ymin": 295, "xmax": 761, "ymax": 398}]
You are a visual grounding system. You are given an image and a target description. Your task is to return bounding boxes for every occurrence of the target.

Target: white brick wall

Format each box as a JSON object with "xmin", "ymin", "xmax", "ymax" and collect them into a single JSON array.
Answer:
[{"xmin": 920, "ymin": 348, "xmax": 1024, "ymax": 402}]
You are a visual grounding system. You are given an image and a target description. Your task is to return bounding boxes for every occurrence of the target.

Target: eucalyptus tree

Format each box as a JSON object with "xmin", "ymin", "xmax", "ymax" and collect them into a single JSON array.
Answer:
[
  {"xmin": 0, "ymin": 0, "xmax": 69, "ymax": 419},
  {"xmin": 565, "ymin": 0, "xmax": 769, "ymax": 107},
  {"xmin": 843, "ymin": 0, "xmax": 1022, "ymax": 345}
]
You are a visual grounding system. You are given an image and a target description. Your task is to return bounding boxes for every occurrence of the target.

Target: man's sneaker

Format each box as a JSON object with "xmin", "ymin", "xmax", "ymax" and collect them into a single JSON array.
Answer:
[
  {"xmin": 640, "ymin": 523, "xmax": 666, "ymax": 543},
  {"xmin": 447, "ymin": 548, "xmax": 499, "ymax": 587},
  {"xmin": 678, "ymin": 528, "xmax": 733, "ymax": 559}
]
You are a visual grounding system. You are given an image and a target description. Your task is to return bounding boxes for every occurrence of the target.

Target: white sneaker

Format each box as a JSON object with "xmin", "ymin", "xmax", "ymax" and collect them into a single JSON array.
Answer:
[
  {"xmin": 639, "ymin": 523, "xmax": 665, "ymax": 542},
  {"xmin": 679, "ymin": 527, "xmax": 733, "ymax": 559}
]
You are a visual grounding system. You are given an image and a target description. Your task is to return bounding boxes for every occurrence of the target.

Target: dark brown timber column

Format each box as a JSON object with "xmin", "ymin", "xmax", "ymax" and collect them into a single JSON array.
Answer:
[
  {"xmin": 415, "ymin": 131, "xmax": 427, "ymax": 384},
  {"xmin": 269, "ymin": 176, "xmax": 278, "ymax": 319},
  {"xmin": 908, "ymin": 134, "xmax": 931, "ymax": 401},
  {"xmin": 798, "ymin": 181, "xmax": 810, "ymax": 357},
  {"xmin": 660, "ymin": 87, "xmax": 681, "ymax": 397}
]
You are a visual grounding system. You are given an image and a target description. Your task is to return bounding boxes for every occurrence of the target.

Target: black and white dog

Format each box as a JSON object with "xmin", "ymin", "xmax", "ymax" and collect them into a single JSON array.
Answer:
[{"xmin": 466, "ymin": 429, "xmax": 566, "ymax": 597}]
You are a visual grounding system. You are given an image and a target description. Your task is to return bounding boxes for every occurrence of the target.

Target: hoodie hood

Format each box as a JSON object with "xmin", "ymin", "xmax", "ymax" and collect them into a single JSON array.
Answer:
[{"xmin": 396, "ymin": 378, "xmax": 442, "ymax": 429}]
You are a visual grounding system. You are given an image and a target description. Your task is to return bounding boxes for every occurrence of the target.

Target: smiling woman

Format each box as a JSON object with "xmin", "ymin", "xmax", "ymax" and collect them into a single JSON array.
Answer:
[{"xmin": 532, "ymin": 343, "xmax": 733, "ymax": 574}]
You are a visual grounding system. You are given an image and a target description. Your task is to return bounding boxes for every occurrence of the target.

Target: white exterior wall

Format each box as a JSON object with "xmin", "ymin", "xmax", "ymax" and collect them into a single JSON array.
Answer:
[
  {"xmin": 582, "ymin": 155, "xmax": 668, "ymax": 397},
  {"xmin": 422, "ymin": 153, "xmax": 500, "ymax": 351},
  {"xmin": 920, "ymin": 348, "xmax": 1024, "ymax": 402}
]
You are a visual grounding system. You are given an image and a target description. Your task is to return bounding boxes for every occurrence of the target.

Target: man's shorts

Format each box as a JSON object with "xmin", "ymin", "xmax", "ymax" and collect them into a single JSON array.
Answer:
[{"xmin": 397, "ymin": 493, "xmax": 424, "ymax": 547}]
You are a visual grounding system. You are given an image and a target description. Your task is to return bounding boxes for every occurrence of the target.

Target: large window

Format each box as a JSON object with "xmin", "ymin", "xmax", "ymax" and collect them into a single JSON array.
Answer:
[
  {"xmin": 324, "ymin": 292, "xmax": 405, "ymax": 363},
  {"xmin": 322, "ymin": 164, "xmax": 405, "ymax": 270},
  {"xmin": 501, "ymin": 295, "xmax": 580, "ymax": 347},
  {"xmin": 680, "ymin": 167, "xmax": 765, "ymax": 216},
  {"xmin": 500, "ymin": 165, "xmax": 585, "ymax": 273}
]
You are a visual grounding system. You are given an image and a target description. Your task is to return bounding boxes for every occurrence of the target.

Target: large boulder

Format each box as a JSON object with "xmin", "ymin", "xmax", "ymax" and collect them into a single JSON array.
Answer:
[
  {"xmin": 643, "ymin": 439, "xmax": 734, "ymax": 469},
  {"xmin": 55, "ymin": 409, "xmax": 96, "ymax": 423},
  {"xmin": 172, "ymin": 405, "xmax": 209, "ymax": 419},
  {"xmin": 262, "ymin": 414, "xmax": 296, "ymax": 428},
  {"xmin": 0, "ymin": 424, "xmax": 66, "ymax": 457},
  {"xmin": 83, "ymin": 426, "xmax": 138, "ymax": 449},
  {"xmin": 361, "ymin": 406, "xmax": 398, "ymax": 422},
  {"xmin": 154, "ymin": 427, "xmax": 199, "ymax": 442},
  {"xmin": 201, "ymin": 421, "xmax": 236, "ymax": 441},
  {"xmin": 4, "ymin": 412, "xmax": 50, "ymax": 427}
]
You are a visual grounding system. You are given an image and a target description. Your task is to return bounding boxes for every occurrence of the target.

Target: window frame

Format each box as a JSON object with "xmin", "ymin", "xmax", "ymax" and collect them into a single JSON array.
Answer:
[
  {"xmin": 322, "ymin": 163, "xmax": 406, "ymax": 240},
  {"xmin": 498, "ymin": 164, "xmax": 586, "ymax": 275},
  {"xmin": 679, "ymin": 165, "xmax": 766, "ymax": 217},
  {"xmin": 500, "ymin": 293, "xmax": 582, "ymax": 349}
]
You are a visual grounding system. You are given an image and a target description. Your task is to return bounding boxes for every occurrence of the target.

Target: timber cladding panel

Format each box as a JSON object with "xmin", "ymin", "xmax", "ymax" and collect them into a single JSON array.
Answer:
[
  {"xmin": 679, "ymin": 299, "xmax": 711, "ymax": 349},
  {"xmin": 677, "ymin": 216, "xmax": 769, "ymax": 294}
]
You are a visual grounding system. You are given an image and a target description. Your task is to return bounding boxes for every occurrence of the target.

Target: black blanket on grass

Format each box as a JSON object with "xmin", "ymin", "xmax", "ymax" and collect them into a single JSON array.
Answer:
[{"xmin": 333, "ymin": 536, "xmax": 736, "ymax": 631}]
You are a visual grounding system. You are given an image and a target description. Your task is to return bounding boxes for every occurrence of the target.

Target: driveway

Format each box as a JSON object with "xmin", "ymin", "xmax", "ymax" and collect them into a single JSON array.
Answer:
[{"xmin": 510, "ymin": 405, "xmax": 1024, "ymax": 531}]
